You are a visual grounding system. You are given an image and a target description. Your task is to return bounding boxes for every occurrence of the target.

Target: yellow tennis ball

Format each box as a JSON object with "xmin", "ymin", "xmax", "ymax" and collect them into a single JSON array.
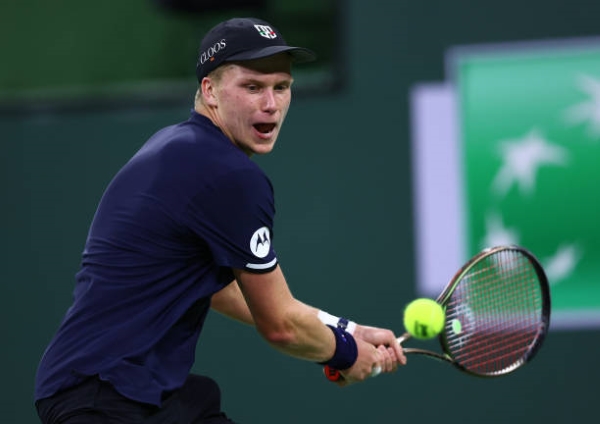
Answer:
[{"xmin": 403, "ymin": 298, "xmax": 446, "ymax": 339}]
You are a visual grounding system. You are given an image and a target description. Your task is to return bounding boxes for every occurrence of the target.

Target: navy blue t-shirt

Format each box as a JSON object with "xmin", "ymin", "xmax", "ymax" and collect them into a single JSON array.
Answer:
[{"xmin": 35, "ymin": 111, "xmax": 278, "ymax": 406}]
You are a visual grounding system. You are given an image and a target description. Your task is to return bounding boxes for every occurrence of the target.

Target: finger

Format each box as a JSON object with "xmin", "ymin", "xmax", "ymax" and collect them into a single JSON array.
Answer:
[
  {"xmin": 379, "ymin": 344, "xmax": 396, "ymax": 371},
  {"xmin": 336, "ymin": 378, "xmax": 350, "ymax": 387},
  {"xmin": 393, "ymin": 339, "xmax": 407, "ymax": 365},
  {"xmin": 379, "ymin": 331, "xmax": 406, "ymax": 365},
  {"xmin": 370, "ymin": 365, "xmax": 382, "ymax": 378},
  {"xmin": 387, "ymin": 347, "xmax": 399, "ymax": 372},
  {"xmin": 376, "ymin": 345, "xmax": 389, "ymax": 372},
  {"xmin": 335, "ymin": 371, "xmax": 353, "ymax": 387}
]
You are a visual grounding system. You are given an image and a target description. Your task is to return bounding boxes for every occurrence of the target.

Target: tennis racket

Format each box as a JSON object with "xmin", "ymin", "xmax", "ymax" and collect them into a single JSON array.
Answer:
[{"xmin": 325, "ymin": 245, "xmax": 551, "ymax": 381}]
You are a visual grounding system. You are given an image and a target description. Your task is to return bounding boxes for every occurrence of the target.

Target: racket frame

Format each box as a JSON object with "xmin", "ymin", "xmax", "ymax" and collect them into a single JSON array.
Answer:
[{"xmin": 427, "ymin": 245, "xmax": 551, "ymax": 377}]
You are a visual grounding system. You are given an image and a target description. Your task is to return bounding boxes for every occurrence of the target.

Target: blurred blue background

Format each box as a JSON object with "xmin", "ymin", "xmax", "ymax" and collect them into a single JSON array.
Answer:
[{"xmin": 1, "ymin": 1, "xmax": 599, "ymax": 423}]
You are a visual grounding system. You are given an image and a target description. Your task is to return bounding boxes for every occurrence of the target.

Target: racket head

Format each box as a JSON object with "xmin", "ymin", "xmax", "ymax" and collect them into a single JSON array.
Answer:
[{"xmin": 436, "ymin": 245, "xmax": 551, "ymax": 377}]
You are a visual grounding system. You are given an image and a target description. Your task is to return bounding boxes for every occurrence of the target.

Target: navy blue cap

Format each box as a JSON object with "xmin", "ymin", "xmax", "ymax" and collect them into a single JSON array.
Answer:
[{"xmin": 196, "ymin": 17, "xmax": 317, "ymax": 82}]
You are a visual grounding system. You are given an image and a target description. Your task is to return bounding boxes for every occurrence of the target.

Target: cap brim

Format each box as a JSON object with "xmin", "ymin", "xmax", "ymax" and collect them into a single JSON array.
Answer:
[{"xmin": 227, "ymin": 45, "xmax": 316, "ymax": 64}]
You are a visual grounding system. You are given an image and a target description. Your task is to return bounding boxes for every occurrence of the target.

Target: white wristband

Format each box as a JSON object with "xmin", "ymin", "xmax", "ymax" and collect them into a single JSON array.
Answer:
[{"xmin": 317, "ymin": 310, "xmax": 357, "ymax": 335}]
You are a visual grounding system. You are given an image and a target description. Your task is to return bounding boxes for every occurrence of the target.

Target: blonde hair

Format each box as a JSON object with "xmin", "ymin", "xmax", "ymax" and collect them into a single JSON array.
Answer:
[{"xmin": 195, "ymin": 63, "xmax": 235, "ymax": 106}]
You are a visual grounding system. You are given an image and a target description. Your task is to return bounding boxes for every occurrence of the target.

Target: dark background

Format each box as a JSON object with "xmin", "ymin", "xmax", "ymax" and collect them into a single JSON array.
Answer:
[{"xmin": 1, "ymin": 1, "xmax": 598, "ymax": 422}]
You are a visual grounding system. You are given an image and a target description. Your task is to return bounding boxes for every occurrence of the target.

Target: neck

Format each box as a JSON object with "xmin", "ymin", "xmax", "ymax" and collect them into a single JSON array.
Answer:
[{"xmin": 194, "ymin": 101, "xmax": 248, "ymax": 155}]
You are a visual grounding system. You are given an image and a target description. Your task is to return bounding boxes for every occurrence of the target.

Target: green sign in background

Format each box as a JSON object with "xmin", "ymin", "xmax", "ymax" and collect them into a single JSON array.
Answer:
[{"xmin": 456, "ymin": 44, "xmax": 600, "ymax": 318}]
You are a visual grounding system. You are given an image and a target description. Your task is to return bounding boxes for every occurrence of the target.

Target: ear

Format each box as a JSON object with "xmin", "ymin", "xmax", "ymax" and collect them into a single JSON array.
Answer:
[{"xmin": 201, "ymin": 77, "xmax": 218, "ymax": 107}]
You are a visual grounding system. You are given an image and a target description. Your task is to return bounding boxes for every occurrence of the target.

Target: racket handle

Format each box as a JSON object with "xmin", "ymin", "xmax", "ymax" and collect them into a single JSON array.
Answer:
[
  {"xmin": 324, "ymin": 365, "xmax": 342, "ymax": 382},
  {"xmin": 323, "ymin": 364, "xmax": 382, "ymax": 382}
]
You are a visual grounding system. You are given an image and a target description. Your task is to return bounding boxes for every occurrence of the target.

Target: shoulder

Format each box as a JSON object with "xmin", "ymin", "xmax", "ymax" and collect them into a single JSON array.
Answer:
[
  {"xmin": 125, "ymin": 112, "xmax": 273, "ymax": 200},
  {"xmin": 134, "ymin": 113, "xmax": 256, "ymax": 175}
]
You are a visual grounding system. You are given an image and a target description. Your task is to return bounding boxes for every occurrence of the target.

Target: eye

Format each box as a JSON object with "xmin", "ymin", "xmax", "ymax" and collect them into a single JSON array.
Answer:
[
  {"xmin": 246, "ymin": 84, "xmax": 260, "ymax": 92},
  {"xmin": 275, "ymin": 83, "xmax": 290, "ymax": 92}
]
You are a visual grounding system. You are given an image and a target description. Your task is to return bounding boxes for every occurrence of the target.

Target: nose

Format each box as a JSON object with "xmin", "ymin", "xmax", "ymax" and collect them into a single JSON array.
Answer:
[{"xmin": 261, "ymin": 89, "xmax": 277, "ymax": 113}]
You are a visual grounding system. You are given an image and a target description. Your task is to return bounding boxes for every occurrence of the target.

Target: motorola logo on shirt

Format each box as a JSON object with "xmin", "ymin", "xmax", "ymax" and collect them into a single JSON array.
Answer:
[{"xmin": 250, "ymin": 227, "xmax": 271, "ymax": 258}]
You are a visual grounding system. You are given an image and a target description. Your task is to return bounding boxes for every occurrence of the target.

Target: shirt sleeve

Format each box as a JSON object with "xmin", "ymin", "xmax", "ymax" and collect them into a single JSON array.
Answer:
[{"xmin": 184, "ymin": 167, "xmax": 278, "ymax": 273}]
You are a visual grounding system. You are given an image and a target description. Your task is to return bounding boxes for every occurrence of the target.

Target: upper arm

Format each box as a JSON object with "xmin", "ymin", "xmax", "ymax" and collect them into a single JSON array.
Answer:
[{"xmin": 185, "ymin": 166, "xmax": 278, "ymax": 273}]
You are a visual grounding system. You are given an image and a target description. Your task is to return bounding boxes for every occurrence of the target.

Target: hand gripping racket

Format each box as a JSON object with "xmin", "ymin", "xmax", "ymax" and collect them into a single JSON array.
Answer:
[{"xmin": 325, "ymin": 245, "xmax": 551, "ymax": 380}]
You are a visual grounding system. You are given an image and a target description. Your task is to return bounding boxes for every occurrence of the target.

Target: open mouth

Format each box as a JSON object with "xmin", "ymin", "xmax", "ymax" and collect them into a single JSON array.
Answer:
[{"xmin": 254, "ymin": 123, "xmax": 276, "ymax": 134}]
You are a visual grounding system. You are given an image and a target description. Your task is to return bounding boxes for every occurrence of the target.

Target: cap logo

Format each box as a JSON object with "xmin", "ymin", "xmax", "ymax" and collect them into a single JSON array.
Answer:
[
  {"xmin": 199, "ymin": 39, "xmax": 227, "ymax": 65},
  {"xmin": 254, "ymin": 25, "xmax": 277, "ymax": 39}
]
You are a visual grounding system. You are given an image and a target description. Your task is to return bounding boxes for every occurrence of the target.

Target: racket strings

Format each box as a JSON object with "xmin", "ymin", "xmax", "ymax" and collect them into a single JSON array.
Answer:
[
  {"xmin": 443, "ymin": 249, "xmax": 545, "ymax": 375},
  {"xmin": 447, "ymin": 323, "xmax": 540, "ymax": 370}
]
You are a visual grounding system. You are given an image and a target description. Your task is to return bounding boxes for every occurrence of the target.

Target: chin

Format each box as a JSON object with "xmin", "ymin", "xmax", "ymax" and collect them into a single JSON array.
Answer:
[
  {"xmin": 252, "ymin": 144, "xmax": 275, "ymax": 155},
  {"xmin": 250, "ymin": 137, "xmax": 277, "ymax": 155}
]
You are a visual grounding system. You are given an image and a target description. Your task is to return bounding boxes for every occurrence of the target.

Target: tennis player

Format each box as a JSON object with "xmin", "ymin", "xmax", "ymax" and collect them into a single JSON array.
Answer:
[{"xmin": 34, "ymin": 17, "xmax": 406, "ymax": 423}]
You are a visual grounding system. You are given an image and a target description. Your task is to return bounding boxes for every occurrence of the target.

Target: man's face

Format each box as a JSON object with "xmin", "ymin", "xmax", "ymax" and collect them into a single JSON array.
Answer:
[{"xmin": 210, "ymin": 53, "xmax": 294, "ymax": 156}]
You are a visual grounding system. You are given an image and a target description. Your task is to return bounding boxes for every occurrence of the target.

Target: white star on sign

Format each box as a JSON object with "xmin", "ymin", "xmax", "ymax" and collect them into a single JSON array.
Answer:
[
  {"xmin": 564, "ymin": 74, "xmax": 600, "ymax": 139},
  {"xmin": 480, "ymin": 212, "xmax": 519, "ymax": 249},
  {"xmin": 543, "ymin": 243, "xmax": 583, "ymax": 285},
  {"xmin": 491, "ymin": 129, "xmax": 569, "ymax": 197}
]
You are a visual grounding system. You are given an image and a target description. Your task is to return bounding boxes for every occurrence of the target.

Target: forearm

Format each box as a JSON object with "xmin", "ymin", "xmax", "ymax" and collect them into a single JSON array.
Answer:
[
  {"xmin": 233, "ymin": 267, "xmax": 339, "ymax": 363},
  {"xmin": 210, "ymin": 280, "xmax": 333, "ymax": 359},
  {"xmin": 232, "ymin": 266, "xmax": 403, "ymax": 383},
  {"xmin": 212, "ymin": 279, "xmax": 398, "ymax": 366},
  {"xmin": 260, "ymin": 301, "xmax": 336, "ymax": 363},
  {"xmin": 211, "ymin": 280, "xmax": 254, "ymax": 325},
  {"xmin": 210, "ymin": 280, "xmax": 335, "ymax": 362}
]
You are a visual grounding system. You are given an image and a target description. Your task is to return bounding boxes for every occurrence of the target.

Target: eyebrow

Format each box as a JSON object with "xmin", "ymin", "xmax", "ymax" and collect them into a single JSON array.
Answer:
[{"xmin": 240, "ymin": 76, "xmax": 294, "ymax": 86}]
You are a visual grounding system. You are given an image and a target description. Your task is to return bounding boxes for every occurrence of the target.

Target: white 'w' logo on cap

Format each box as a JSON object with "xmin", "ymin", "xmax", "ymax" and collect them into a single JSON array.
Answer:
[{"xmin": 254, "ymin": 25, "xmax": 277, "ymax": 39}]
